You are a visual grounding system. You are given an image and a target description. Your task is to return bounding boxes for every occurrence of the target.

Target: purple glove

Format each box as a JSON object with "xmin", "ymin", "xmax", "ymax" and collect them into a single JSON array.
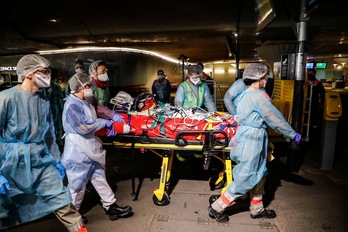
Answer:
[
  {"xmin": 0, "ymin": 174, "xmax": 11, "ymax": 195},
  {"xmin": 104, "ymin": 119, "xmax": 117, "ymax": 137},
  {"xmin": 111, "ymin": 113, "xmax": 124, "ymax": 123},
  {"xmin": 104, "ymin": 119, "xmax": 113, "ymax": 129},
  {"xmin": 294, "ymin": 133, "xmax": 301, "ymax": 144}
]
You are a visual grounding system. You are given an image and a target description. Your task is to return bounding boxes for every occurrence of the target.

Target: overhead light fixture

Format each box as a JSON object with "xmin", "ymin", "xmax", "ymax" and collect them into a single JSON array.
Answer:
[{"xmin": 37, "ymin": 47, "xmax": 179, "ymax": 64}]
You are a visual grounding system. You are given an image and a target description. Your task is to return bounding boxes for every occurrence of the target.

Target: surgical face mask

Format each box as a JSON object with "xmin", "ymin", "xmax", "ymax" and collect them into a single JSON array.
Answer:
[
  {"xmin": 158, "ymin": 75, "xmax": 165, "ymax": 79},
  {"xmin": 35, "ymin": 74, "xmax": 51, "ymax": 88},
  {"xmin": 190, "ymin": 76, "xmax": 201, "ymax": 85},
  {"xmin": 75, "ymin": 68, "xmax": 84, "ymax": 73},
  {"xmin": 97, "ymin": 73, "xmax": 109, "ymax": 82},
  {"xmin": 83, "ymin": 88, "xmax": 94, "ymax": 98},
  {"xmin": 263, "ymin": 80, "xmax": 267, "ymax": 88}
]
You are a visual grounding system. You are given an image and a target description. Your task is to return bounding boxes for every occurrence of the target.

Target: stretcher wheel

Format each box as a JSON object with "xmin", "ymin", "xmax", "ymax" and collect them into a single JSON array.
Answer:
[
  {"xmin": 209, "ymin": 175, "xmax": 226, "ymax": 190},
  {"xmin": 153, "ymin": 192, "xmax": 170, "ymax": 206},
  {"xmin": 209, "ymin": 194, "xmax": 220, "ymax": 204}
]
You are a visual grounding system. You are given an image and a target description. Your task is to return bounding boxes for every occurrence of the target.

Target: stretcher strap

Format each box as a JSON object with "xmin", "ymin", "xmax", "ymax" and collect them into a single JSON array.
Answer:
[{"xmin": 150, "ymin": 112, "xmax": 165, "ymax": 135}]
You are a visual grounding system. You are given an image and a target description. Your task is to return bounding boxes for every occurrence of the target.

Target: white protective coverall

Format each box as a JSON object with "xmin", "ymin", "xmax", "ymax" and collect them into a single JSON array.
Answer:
[{"xmin": 61, "ymin": 94, "xmax": 116, "ymax": 210}]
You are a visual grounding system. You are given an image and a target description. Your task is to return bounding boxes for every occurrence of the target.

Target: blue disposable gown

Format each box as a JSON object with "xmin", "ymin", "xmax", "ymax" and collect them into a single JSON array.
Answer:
[
  {"xmin": 223, "ymin": 78, "xmax": 247, "ymax": 115},
  {"xmin": 61, "ymin": 94, "xmax": 107, "ymax": 190},
  {"xmin": 0, "ymin": 87, "xmax": 71, "ymax": 228},
  {"xmin": 227, "ymin": 88, "xmax": 296, "ymax": 196}
]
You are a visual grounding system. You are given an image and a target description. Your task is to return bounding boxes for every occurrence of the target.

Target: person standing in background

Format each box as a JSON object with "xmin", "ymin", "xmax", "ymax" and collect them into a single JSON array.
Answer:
[
  {"xmin": 43, "ymin": 67, "xmax": 65, "ymax": 152},
  {"xmin": 305, "ymin": 68, "xmax": 325, "ymax": 140},
  {"xmin": 0, "ymin": 54, "xmax": 87, "ymax": 232},
  {"xmin": 197, "ymin": 62, "xmax": 214, "ymax": 96},
  {"xmin": 151, "ymin": 69, "xmax": 172, "ymax": 104},
  {"xmin": 175, "ymin": 64, "xmax": 217, "ymax": 112},
  {"xmin": 65, "ymin": 59, "xmax": 85, "ymax": 97},
  {"xmin": 89, "ymin": 60, "xmax": 110, "ymax": 107}
]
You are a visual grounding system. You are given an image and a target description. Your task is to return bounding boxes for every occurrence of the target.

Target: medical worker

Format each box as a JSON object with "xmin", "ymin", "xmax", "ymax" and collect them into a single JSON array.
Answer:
[
  {"xmin": 208, "ymin": 63, "xmax": 301, "ymax": 222},
  {"xmin": 223, "ymin": 77, "xmax": 247, "ymax": 116},
  {"xmin": 61, "ymin": 72, "xmax": 133, "ymax": 222},
  {"xmin": 89, "ymin": 60, "xmax": 111, "ymax": 107},
  {"xmin": 173, "ymin": 65, "xmax": 217, "ymax": 162},
  {"xmin": 174, "ymin": 64, "xmax": 217, "ymax": 112},
  {"xmin": 0, "ymin": 54, "xmax": 87, "ymax": 232}
]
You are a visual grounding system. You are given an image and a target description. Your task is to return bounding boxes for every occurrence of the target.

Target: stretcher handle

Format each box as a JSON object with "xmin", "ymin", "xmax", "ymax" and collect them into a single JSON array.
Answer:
[
  {"xmin": 138, "ymin": 130, "xmax": 151, "ymax": 144},
  {"xmin": 174, "ymin": 130, "xmax": 228, "ymax": 149}
]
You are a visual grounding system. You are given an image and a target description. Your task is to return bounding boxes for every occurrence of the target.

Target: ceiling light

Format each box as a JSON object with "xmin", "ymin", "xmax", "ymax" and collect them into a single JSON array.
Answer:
[{"xmin": 37, "ymin": 47, "xmax": 179, "ymax": 64}]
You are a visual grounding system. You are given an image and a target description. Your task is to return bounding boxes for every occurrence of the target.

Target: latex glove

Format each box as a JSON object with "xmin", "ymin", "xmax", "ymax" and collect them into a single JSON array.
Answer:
[
  {"xmin": 104, "ymin": 120, "xmax": 117, "ymax": 137},
  {"xmin": 104, "ymin": 119, "xmax": 113, "ymax": 129},
  {"xmin": 111, "ymin": 113, "xmax": 124, "ymax": 123},
  {"xmin": 56, "ymin": 162, "xmax": 66, "ymax": 180},
  {"xmin": 294, "ymin": 133, "xmax": 301, "ymax": 144},
  {"xmin": 0, "ymin": 174, "xmax": 11, "ymax": 195}
]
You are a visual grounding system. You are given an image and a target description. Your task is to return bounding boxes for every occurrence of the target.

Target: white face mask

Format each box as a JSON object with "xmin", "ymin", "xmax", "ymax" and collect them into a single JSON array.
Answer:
[
  {"xmin": 263, "ymin": 80, "xmax": 267, "ymax": 88},
  {"xmin": 190, "ymin": 76, "xmax": 201, "ymax": 85},
  {"xmin": 83, "ymin": 88, "xmax": 94, "ymax": 98},
  {"xmin": 35, "ymin": 74, "xmax": 51, "ymax": 88},
  {"xmin": 158, "ymin": 75, "xmax": 165, "ymax": 79},
  {"xmin": 97, "ymin": 73, "xmax": 109, "ymax": 82},
  {"xmin": 75, "ymin": 68, "xmax": 84, "ymax": 73}
]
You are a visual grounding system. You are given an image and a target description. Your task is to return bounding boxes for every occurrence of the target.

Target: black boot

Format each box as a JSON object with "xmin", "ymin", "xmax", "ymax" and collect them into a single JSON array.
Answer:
[
  {"xmin": 82, "ymin": 216, "xmax": 88, "ymax": 224},
  {"xmin": 250, "ymin": 209, "xmax": 276, "ymax": 219},
  {"xmin": 207, "ymin": 206, "xmax": 229, "ymax": 223},
  {"xmin": 106, "ymin": 203, "xmax": 133, "ymax": 221}
]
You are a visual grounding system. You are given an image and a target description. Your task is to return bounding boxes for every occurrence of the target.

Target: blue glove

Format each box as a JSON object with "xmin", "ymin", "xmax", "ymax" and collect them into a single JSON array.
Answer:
[
  {"xmin": 294, "ymin": 133, "xmax": 301, "ymax": 144},
  {"xmin": 56, "ymin": 162, "xmax": 66, "ymax": 180},
  {"xmin": 0, "ymin": 174, "xmax": 11, "ymax": 195},
  {"xmin": 111, "ymin": 113, "xmax": 124, "ymax": 123},
  {"xmin": 104, "ymin": 119, "xmax": 113, "ymax": 129}
]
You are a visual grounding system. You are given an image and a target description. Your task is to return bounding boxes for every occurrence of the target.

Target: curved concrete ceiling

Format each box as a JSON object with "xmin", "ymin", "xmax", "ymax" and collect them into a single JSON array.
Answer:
[{"xmin": 0, "ymin": 0, "xmax": 347, "ymax": 65}]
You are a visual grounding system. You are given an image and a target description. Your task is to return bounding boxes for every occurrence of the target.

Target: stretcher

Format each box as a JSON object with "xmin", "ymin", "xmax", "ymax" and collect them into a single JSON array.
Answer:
[
  {"xmin": 113, "ymin": 130, "xmax": 234, "ymax": 206},
  {"xmin": 107, "ymin": 98, "xmax": 237, "ymax": 205}
]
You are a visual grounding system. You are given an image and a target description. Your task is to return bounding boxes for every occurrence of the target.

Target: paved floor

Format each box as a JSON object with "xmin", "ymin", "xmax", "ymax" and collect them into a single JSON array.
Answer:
[{"xmin": 2, "ymin": 140, "xmax": 348, "ymax": 232}]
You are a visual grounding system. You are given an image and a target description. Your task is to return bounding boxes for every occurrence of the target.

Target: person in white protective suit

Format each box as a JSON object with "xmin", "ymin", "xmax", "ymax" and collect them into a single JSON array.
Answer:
[
  {"xmin": 61, "ymin": 72, "xmax": 133, "ymax": 222},
  {"xmin": 0, "ymin": 54, "xmax": 87, "ymax": 232},
  {"xmin": 208, "ymin": 63, "xmax": 302, "ymax": 222}
]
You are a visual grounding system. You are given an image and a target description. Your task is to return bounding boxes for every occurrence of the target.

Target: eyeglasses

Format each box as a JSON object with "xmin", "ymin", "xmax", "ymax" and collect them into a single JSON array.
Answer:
[
  {"xmin": 36, "ymin": 69, "xmax": 51, "ymax": 75},
  {"xmin": 84, "ymin": 83, "xmax": 92, "ymax": 88}
]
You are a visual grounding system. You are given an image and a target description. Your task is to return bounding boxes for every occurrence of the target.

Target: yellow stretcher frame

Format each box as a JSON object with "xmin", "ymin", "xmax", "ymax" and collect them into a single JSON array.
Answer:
[{"xmin": 113, "ymin": 139, "xmax": 233, "ymax": 206}]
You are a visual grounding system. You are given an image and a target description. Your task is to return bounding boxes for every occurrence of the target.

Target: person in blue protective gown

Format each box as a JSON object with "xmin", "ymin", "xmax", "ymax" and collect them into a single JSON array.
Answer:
[
  {"xmin": 223, "ymin": 77, "xmax": 247, "ymax": 116},
  {"xmin": 208, "ymin": 63, "xmax": 302, "ymax": 223},
  {"xmin": 0, "ymin": 54, "xmax": 87, "ymax": 232},
  {"xmin": 61, "ymin": 72, "xmax": 133, "ymax": 222},
  {"xmin": 174, "ymin": 64, "xmax": 217, "ymax": 112}
]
